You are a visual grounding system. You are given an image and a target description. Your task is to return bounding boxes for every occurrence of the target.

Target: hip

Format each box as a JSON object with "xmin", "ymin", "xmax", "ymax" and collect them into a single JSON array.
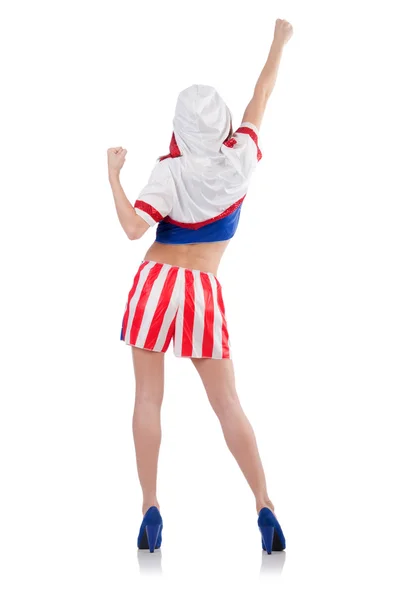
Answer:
[{"xmin": 120, "ymin": 259, "xmax": 231, "ymax": 359}]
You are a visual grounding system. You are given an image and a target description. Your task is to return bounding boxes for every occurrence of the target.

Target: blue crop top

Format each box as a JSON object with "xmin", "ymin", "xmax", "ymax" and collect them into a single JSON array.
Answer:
[{"xmin": 155, "ymin": 201, "xmax": 243, "ymax": 244}]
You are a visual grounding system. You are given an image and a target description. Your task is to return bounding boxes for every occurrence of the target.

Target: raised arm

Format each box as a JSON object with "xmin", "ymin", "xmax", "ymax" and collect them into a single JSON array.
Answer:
[
  {"xmin": 107, "ymin": 147, "xmax": 150, "ymax": 240},
  {"xmin": 242, "ymin": 19, "xmax": 293, "ymax": 130}
]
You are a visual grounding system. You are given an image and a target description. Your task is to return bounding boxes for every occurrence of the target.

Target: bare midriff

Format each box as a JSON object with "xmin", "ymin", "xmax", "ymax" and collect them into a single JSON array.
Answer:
[{"xmin": 143, "ymin": 241, "xmax": 230, "ymax": 277}]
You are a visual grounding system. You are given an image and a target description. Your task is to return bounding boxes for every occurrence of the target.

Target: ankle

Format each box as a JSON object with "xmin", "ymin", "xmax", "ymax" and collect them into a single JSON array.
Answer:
[
  {"xmin": 256, "ymin": 498, "xmax": 275, "ymax": 515},
  {"xmin": 142, "ymin": 500, "xmax": 160, "ymax": 515}
]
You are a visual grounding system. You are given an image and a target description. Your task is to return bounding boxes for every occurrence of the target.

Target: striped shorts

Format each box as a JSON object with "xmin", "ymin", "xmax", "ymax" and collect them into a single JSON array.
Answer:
[{"xmin": 120, "ymin": 260, "xmax": 231, "ymax": 359}]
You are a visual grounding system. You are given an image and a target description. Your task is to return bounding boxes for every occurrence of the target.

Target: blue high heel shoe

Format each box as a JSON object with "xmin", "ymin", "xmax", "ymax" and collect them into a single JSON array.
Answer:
[
  {"xmin": 137, "ymin": 506, "xmax": 163, "ymax": 553},
  {"xmin": 258, "ymin": 507, "xmax": 286, "ymax": 554}
]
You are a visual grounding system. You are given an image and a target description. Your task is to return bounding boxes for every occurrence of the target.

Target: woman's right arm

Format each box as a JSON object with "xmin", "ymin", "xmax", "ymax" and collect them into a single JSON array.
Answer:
[{"xmin": 242, "ymin": 19, "xmax": 293, "ymax": 130}]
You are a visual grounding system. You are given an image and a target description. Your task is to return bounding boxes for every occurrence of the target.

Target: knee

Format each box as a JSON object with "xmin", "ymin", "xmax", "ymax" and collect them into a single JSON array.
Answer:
[
  {"xmin": 211, "ymin": 392, "xmax": 241, "ymax": 421},
  {"xmin": 134, "ymin": 390, "xmax": 163, "ymax": 411},
  {"xmin": 133, "ymin": 392, "xmax": 163, "ymax": 432}
]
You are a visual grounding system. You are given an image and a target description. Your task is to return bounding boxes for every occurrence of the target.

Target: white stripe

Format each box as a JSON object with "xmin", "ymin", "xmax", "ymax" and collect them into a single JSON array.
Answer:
[
  {"xmin": 173, "ymin": 269, "xmax": 186, "ymax": 356},
  {"xmin": 134, "ymin": 207, "xmax": 156, "ymax": 227},
  {"xmin": 191, "ymin": 270, "xmax": 205, "ymax": 357},
  {"xmin": 209, "ymin": 274, "xmax": 223, "ymax": 359},
  {"xmin": 124, "ymin": 262, "xmax": 153, "ymax": 343},
  {"xmin": 153, "ymin": 270, "xmax": 181, "ymax": 351},
  {"xmin": 135, "ymin": 264, "xmax": 171, "ymax": 347}
]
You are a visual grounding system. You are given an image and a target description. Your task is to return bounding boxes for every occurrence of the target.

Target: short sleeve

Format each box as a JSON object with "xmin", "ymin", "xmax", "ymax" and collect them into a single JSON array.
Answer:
[
  {"xmin": 220, "ymin": 121, "xmax": 262, "ymax": 179},
  {"xmin": 134, "ymin": 160, "xmax": 174, "ymax": 227}
]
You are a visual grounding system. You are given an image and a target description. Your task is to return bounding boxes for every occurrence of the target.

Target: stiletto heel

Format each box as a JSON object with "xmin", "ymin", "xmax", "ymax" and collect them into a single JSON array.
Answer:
[
  {"xmin": 261, "ymin": 526, "xmax": 275, "ymax": 554},
  {"xmin": 146, "ymin": 524, "xmax": 161, "ymax": 553},
  {"xmin": 257, "ymin": 507, "xmax": 286, "ymax": 554},
  {"xmin": 137, "ymin": 506, "xmax": 163, "ymax": 552}
]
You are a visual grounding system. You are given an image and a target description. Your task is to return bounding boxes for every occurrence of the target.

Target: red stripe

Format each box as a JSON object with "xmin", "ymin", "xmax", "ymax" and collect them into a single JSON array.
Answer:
[
  {"xmin": 164, "ymin": 196, "xmax": 246, "ymax": 230},
  {"xmin": 121, "ymin": 261, "xmax": 149, "ymax": 341},
  {"xmin": 129, "ymin": 263, "xmax": 164, "ymax": 345},
  {"xmin": 200, "ymin": 273, "xmax": 215, "ymax": 358},
  {"xmin": 235, "ymin": 126, "xmax": 262, "ymax": 161},
  {"xmin": 144, "ymin": 267, "xmax": 179, "ymax": 350},
  {"xmin": 181, "ymin": 270, "xmax": 195, "ymax": 356},
  {"xmin": 134, "ymin": 200, "xmax": 164, "ymax": 223},
  {"xmin": 161, "ymin": 313, "xmax": 177, "ymax": 352},
  {"xmin": 215, "ymin": 278, "xmax": 230, "ymax": 359}
]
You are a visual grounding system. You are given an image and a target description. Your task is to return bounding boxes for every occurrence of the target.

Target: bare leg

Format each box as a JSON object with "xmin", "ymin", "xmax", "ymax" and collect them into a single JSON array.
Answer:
[
  {"xmin": 131, "ymin": 347, "xmax": 164, "ymax": 515},
  {"xmin": 191, "ymin": 358, "xmax": 274, "ymax": 514}
]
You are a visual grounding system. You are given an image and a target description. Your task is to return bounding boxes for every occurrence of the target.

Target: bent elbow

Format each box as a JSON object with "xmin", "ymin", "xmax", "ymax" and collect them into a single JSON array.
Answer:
[
  {"xmin": 126, "ymin": 227, "xmax": 144, "ymax": 240},
  {"xmin": 126, "ymin": 229, "xmax": 139, "ymax": 240}
]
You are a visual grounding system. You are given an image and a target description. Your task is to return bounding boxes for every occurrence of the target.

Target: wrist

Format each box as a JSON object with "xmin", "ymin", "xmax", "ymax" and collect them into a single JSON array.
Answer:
[
  {"xmin": 108, "ymin": 169, "xmax": 120, "ymax": 183},
  {"xmin": 271, "ymin": 37, "xmax": 285, "ymax": 51}
]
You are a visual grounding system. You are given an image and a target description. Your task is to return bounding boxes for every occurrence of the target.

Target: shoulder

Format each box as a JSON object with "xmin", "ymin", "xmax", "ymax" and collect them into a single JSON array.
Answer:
[
  {"xmin": 148, "ymin": 156, "xmax": 173, "ymax": 183},
  {"xmin": 220, "ymin": 121, "xmax": 262, "ymax": 179},
  {"xmin": 223, "ymin": 121, "xmax": 262, "ymax": 161}
]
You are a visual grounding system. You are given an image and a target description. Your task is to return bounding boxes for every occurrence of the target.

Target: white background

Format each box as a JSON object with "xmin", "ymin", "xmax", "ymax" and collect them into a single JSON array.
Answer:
[{"xmin": 1, "ymin": 0, "xmax": 396, "ymax": 597}]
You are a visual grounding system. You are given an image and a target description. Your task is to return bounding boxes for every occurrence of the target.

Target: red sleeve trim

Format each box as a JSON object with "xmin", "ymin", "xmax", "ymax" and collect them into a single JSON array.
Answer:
[
  {"xmin": 234, "ymin": 126, "xmax": 263, "ymax": 161},
  {"xmin": 135, "ymin": 200, "xmax": 164, "ymax": 223}
]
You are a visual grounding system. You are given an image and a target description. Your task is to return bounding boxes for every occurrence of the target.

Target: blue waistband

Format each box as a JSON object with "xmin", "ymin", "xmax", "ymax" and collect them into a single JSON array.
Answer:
[{"xmin": 155, "ymin": 204, "xmax": 242, "ymax": 244}]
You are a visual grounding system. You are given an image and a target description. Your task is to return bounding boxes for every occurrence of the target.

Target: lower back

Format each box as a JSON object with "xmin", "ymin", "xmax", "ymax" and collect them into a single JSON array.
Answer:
[{"xmin": 143, "ymin": 241, "xmax": 229, "ymax": 276}]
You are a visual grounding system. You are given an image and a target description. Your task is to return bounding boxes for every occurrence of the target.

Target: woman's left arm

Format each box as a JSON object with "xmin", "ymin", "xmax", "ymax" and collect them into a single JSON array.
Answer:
[{"xmin": 107, "ymin": 147, "xmax": 150, "ymax": 240}]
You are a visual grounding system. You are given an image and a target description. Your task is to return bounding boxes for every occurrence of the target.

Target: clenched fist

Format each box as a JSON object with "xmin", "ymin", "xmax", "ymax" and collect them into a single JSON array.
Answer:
[
  {"xmin": 107, "ymin": 147, "xmax": 128, "ymax": 175},
  {"xmin": 274, "ymin": 19, "xmax": 293, "ymax": 45}
]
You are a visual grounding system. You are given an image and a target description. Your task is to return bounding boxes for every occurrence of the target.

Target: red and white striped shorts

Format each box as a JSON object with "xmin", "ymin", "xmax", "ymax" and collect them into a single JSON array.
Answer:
[{"xmin": 120, "ymin": 260, "xmax": 231, "ymax": 359}]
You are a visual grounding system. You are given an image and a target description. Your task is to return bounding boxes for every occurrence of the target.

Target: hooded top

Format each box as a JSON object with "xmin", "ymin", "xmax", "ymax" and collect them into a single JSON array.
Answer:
[{"xmin": 134, "ymin": 84, "xmax": 262, "ymax": 244}]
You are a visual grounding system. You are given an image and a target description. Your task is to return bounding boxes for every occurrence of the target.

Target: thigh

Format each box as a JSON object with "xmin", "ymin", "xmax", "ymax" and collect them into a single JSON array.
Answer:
[
  {"xmin": 132, "ymin": 347, "xmax": 165, "ymax": 404},
  {"xmin": 190, "ymin": 357, "xmax": 240, "ymax": 415}
]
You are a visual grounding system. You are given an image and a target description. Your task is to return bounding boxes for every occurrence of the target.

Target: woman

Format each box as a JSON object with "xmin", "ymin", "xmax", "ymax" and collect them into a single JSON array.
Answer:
[{"xmin": 107, "ymin": 19, "xmax": 293, "ymax": 554}]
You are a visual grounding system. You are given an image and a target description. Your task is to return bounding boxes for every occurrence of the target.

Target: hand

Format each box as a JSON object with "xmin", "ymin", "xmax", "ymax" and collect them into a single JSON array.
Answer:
[
  {"xmin": 107, "ymin": 147, "xmax": 127, "ymax": 176},
  {"xmin": 274, "ymin": 19, "xmax": 293, "ymax": 45}
]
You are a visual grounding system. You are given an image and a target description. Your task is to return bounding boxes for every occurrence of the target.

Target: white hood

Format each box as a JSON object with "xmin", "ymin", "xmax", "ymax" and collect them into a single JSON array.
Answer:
[
  {"xmin": 172, "ymin": 84, "xmax": 232, "ymax": 157},
  {"xmin": 135, "ymin": 84, "xmax": 261, "ymax": 228}
]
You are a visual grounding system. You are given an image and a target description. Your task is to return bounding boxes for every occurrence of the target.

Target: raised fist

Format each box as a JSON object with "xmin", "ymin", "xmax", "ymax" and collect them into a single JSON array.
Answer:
[
  {"xmin": 274, "ymin": 19, "xmax": 293, "ymax": 45},
  {"xmin": 107, "ymin": 147, "xmax": 128, "ymax": 174}
]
